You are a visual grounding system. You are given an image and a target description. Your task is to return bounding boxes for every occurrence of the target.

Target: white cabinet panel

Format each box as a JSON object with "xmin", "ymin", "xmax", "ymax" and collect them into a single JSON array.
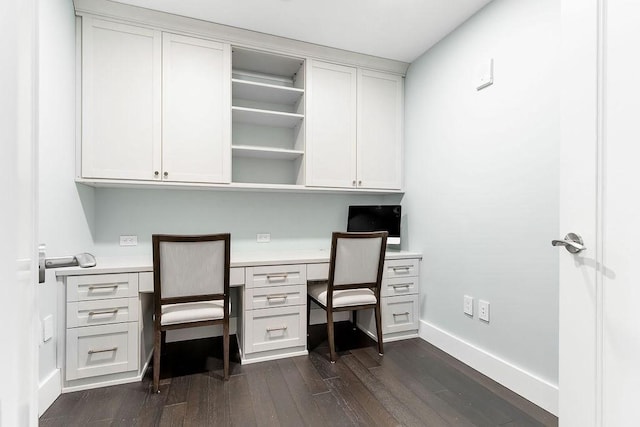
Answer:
[
  {"xmin": 381, "ymin": 295, "xmax": 419, "ymax": 334},
  {"xmin": 162, "ymin": 33, "xmax": 231, "ymax": 184},
  {"xmin": 67, "ymin": 297, "xmax": 138, "ymax": 328},
  {"xmin": 81, "ymin": 17, "xmax": 161, "ymax": 180},
  {"xmin": 245, "ymin": 284, "xmax": 306, "ymax": 310},
  {"xmin": 67, "ymin": 273, "xmax": 139, "ymax": 302},
  {"xmin": 357, "ymin": 69, "xmax": 403, "ymax": 190},
  {"xmin": 306, "ymin": 60, "xmax": 357, "ymax": 188},
  {"xmin": 383, "ymin": 258, "xmax": 420, "ymax": 279},
  {"xmin": 245, "ymin": 264, "xmax": 306, "ymax": 288}
]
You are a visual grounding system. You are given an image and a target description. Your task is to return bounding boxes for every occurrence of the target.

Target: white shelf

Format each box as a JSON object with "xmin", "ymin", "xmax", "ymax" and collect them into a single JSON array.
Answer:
[
  {"xmin": 232, "ymin": 79, "xmax": 303, "ymax": 105},
  {"xmin": 232, "ymin": 145, "xmax": 304, "ymax": 160},
  {"xmin": 232, "ymin": 106, "xmax": 303, "ymax": 128}
]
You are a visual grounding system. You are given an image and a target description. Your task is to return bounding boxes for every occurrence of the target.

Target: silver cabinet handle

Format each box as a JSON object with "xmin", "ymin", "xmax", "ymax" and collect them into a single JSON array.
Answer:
[
  {"xmin": 88, "ymin": 309, "xmax": 119, "ymax": 316},
  {"xmin": 266, "ymin": 294, "xmax": 288, "ymax": 301},
  {"xmin": 88, "ymin": 284, "xmax": 119, "ymax": 291},
  {"xmin": 88, "ymin": 347, "xmax": 117, "ymax": 354},
  {"xmin": 552, "ymin": 233, "xmax": 586, "ymax": 254},
  {"xmin": 266, "ymin": 274, "xmax": 288, "ymax": 282},
  {"xmin": 392, "ymin": 312, "xmax": 410, "ymax": 317},
  {"xmin": 392, "ymin": 266, "xmax": 411, "ymax": 273},
  {"xmin": 266, "ymin": 325, "xmax": 288, "ymax": 332},
  {"xmin": 391, "ymin": 283, "xmax": 411, "ymax": 289}
]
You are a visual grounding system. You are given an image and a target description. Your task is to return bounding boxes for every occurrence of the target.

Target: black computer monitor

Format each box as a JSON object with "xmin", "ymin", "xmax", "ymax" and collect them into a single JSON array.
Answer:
[{"xmin": 347, "ymin": 205, "xmax": 401, "ymax": 245}]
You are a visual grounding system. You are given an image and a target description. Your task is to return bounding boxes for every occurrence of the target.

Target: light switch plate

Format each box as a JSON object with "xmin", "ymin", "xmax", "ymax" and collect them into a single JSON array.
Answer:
[{"xmin": 475, "ymin": 58, "xmax": 494, "ymax": 90}]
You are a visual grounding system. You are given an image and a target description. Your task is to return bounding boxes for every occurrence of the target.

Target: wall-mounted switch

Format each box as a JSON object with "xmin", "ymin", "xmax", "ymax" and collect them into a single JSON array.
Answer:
[
  {"xmin": 463, "ymin": 295, "xmax": 474, "ymax": 316},
  {"xmin": 479, "ymin": 300, "xmax": 490, "ymax": 322},
  {"xmin": 257, "ymin": 233, "xmax": 270, "ymax": 243},
  {"xmin": 120, "ymin": 235, "xmax": 138, "ymax": 246},
  {"xmin": 43, "ymin": 315, "xmax": 53, "ymax": 342}
]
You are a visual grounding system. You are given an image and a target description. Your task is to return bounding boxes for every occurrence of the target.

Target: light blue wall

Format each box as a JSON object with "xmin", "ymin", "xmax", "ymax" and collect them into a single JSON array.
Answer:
[
  {"xmin": 92, "ymin": 188, "xmax": 400, "ymax": 256},
  {"xmin": 403, "ymin": 0, "xmax": 560, "ymax": 384}
]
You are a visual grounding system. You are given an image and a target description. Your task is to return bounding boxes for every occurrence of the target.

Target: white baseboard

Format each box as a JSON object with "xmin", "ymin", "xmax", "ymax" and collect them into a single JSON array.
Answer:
[
  {"xmin": 38, "ymin": 369, "xmax": 61, "ymax": 416},
  {"xmin": 419, "ymin": 320, "xmax": 558, "ymax": 416}
]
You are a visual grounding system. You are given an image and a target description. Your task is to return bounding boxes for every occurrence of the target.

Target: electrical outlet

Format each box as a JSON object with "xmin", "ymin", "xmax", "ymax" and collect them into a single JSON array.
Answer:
[
  {"xmin": 256, "ymin": 233, "xmax": 270, "ymax": 243},
  {"xmin": 120, "ymin": 235, "xmax": 138, "ymax": 246},
  {"xmin": 479, "ymin": 300, "xmax": 490, "ymax": 322},
  {"xmin": 463, "ymin": 295, "xmax": 474, "ymax": 316}
]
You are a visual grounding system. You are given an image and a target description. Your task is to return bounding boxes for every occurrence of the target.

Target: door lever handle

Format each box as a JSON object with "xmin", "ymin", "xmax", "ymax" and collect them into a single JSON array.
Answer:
[{"xmin": 551, "ymin": 233, "xmax": 586, "ymax": 254}]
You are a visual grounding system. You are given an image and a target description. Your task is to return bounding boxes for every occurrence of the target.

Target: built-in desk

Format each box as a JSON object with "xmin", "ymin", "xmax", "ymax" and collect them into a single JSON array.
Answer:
[{"xmin": 56, "ymin": 250, "xmax": 421, "ymax": 392}]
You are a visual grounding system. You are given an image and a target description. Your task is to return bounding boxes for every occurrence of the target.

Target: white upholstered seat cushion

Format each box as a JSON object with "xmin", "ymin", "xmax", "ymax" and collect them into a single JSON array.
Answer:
[
  {"xmin": 307, "ymin": 282, "xmax": 376, "ymax": 308},
  {"xmin": 160, "ymin": 300, "xmax": 228, "ymax": 326}
]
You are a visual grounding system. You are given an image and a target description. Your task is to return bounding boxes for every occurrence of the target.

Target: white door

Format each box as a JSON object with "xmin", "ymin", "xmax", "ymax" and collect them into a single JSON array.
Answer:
[
  {"xmin": 0, "ymin": 0, "xmax": 39, "ymax": 424},
  {"xmin": 559, "ymin": 1, "xmax": 640, "ymax": 425},
  {"xmin": 356, "ymin": 69, "xmax": 403, "ymax": 190},
  {"xmin": 306, "ymin": 60, "xmax": 357, "ymax": 188},
  {"xmin": 81, "ymin": 17, "xmax": 162, "ymax": 181},
  {"xmin": 162, "ymin": 33, "xmax": 231, "ymax": 184}
]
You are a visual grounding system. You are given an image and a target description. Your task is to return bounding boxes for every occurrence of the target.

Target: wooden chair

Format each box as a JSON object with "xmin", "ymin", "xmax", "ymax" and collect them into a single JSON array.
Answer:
[
  {"xmin": 152, "ymin": 233, "xmax": 230, "ymax": 393},
  {"xmin": 307, "ymin": 231, "xmax": 388, "ymax": 362}
]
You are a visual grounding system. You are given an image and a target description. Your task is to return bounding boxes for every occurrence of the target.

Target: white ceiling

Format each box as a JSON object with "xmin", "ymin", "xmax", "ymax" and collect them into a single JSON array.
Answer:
[{"xmin": 109, "ymin": 0, "xmax": 493, "ymax": 63}]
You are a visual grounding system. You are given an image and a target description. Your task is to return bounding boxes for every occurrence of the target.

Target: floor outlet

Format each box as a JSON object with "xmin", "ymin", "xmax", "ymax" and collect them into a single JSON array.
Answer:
[
  {"xmin": 463, "ymin": 295, "xmax": 474, "ymax": 316},
  {"xmin": 479, "ymin": 300, "xmax": 490, "ymax": 322}
]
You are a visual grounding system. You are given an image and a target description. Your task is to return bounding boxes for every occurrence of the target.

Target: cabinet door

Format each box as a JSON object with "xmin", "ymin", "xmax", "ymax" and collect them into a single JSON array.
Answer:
[
  {"xmin": 357, "ymin": 69, "xmax": 403, "ymax": 190},
  {"xmin": 81, "ymin": 17, "xmax": 161, "ymax": 180},
  {"xmin": 306, "ymin": 60, "xmax": 357, "ymax": 188},
  {"xmin": 162, "ymin": 33, "xmax": 231, "ymax": 183}
]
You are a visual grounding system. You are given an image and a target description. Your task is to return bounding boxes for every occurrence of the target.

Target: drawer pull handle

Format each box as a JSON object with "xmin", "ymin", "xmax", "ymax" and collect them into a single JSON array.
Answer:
[
  {"xmin": 88, "ymin": 309, "xmax": 119, "ymax": 316},
  {"xmin": 266, "ymin": 325, "xmax": 288, "ymax": 332},
  {"xmin": 266, "ymin": 294, "xmax": 288, "ymax": 301},
  {"xmin": 88, "ymin": 347, "xmax": 118, "ymax": 355},
  {"xmin": 392, "ymin": 266, "xmax": 411, "ymax": 273},
  {"xmin": 266, "ymin": 274, "xmax": 288, "ymax": 282},
  {"xmin": 391, "ymin": 284, "xmax": 411, "ymax": 289},
  {"xmin": 88, "ymin": 284, "xmax": 119, "ymax": 291},
  {"xmin": 392, "ymin": 312, "xmax": 410, "ymax": 317}
]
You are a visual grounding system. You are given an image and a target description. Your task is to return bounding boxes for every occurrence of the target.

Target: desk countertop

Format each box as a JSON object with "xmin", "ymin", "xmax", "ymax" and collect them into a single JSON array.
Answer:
[{"xmin": 55, "ymin": 249, "xmax": 422, "ymax": 277}]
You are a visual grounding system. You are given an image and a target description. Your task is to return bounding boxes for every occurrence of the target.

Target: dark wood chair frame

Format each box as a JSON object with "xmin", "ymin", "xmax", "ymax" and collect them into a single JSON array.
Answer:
[
  {"xmin": 152, "ymin": 233, "xmax": 230, "ymax": 393},
  {"xmin": 307, "ymin": 231, "xmax": 388, "ymax": 362}
]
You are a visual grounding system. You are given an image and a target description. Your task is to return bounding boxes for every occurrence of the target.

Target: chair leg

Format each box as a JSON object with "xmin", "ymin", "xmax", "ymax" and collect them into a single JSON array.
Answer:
[
  {"xmin": 307, "ymin": 295, "xmax": 311, "ymax": 336},
  {"xmin": 352, "ymin": 310, "xmax": 357, "ymax": 330},
  {"xmin": 153, "ymin": 329, "xmax": 162, "ymax": 393},
  {"xmin": 223, "ymin": 320, "xmax": 230, "ymax": 380},
  {"xmin": 327, "ymin": 309, "xmax": 336, "ymax": 363},
  {"xmin": 374, "ymin": 301, "xmax": 384, "ymax": 356}
]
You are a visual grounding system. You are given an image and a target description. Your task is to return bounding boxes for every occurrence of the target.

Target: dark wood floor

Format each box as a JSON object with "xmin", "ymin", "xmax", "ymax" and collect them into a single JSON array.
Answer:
[{"xmin": 40, "ymin": 322, "xmax": 558, "ymax": 426}]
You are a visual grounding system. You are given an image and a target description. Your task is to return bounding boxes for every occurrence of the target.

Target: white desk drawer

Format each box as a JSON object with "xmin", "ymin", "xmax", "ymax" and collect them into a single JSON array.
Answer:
[
  {"xmin": 230, "ymin": 267, "xmax": 245, "ymax": 286},
  {"xmin": 307, "ymin": 263, "xmax": 329, "ymax": 281},
  {"xmin": 245, "ymin": 305, "xmax": 306, "ymax": 353},
  {"xmin": 381, "ymin": 277, "xmax": 419, "ymax": 298},
  {"xmin": 382, "ymin": 295, "xmax": 419, "ymax": 334},
  {"xmin": 67, "ymin": 273, "xmax": 139, "ymax": 302},
  {"xmin": 245, "ymin": 284, "xmax": 305, "ymax": 310},
  {"xmin": 66, "ymin": 322, "xmax": 138, "ymax": 381},
  {"xmin": 245, "ymin": 264, "xmax": 306, "ymax": 288},
  {"xmin": 67, "ymin": 297, "xmax": 138, "ymax": 328},
  {"xmin": 383, "ymin": 259, "xmax": 420, "ymax": 279}
]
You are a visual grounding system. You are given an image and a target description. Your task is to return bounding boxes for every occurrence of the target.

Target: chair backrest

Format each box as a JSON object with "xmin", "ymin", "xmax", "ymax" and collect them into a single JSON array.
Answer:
[
  {"xmin": 152, "ymin": 234, "xmax": 230, "ymax": 309},
  {"xmin": 327, "ymin": 231, "xmax": 388, "ymax": 297}
]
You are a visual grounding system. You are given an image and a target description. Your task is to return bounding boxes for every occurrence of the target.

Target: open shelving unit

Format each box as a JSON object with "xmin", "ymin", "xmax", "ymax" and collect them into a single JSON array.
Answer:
[{"xmin": 231, "ymin": 47, "xmax": 305, "ymax": 186}]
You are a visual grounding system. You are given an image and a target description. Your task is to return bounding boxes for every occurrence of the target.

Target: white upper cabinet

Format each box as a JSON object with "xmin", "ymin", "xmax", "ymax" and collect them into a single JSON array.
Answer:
[
  {"xmin": 306, "ymin": 61, "xmax": 404, "ymax": 190},
  {"xmin": 162, "ymin": 33, "xmax": 231, "ymax": 184},
  {"xmin": 357, "ymin": 69, "xmax": 404, "ymax": 190},
  {"xmin": 81, "ymin": 17, "xmax": 161, "ymax": 180},
  {"xmin": 306, "ymin": 60, "xmax": 357, "ymax": 188}
]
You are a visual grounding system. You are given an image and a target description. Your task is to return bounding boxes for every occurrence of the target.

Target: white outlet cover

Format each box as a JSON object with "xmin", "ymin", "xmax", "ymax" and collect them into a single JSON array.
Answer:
[
  {"xmin": 463, "ymin": 295, "xmax": 474, "ymax": 316},
  {"xmin": 479, "ymin": 300, "xmax": 490, "ymax": 322},
  {"xmin": 475, "ymin": 58, "xmax": 494, "ymax": 91},
  {"xmin": 120, "ymin": 235, "xmax": 138, "ymax": 246},
  {"xmin": 257, "ymin": 233, "xmax": 270, "ymax": 243}
]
